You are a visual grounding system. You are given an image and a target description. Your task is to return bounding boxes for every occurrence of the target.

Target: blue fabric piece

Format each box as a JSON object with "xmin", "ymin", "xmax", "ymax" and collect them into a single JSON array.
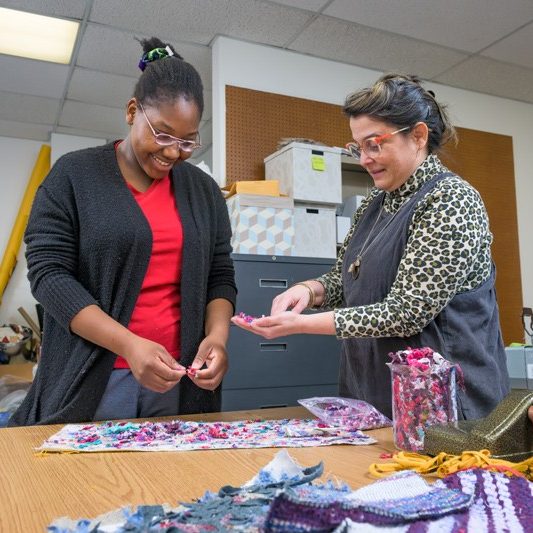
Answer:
[{"xmin": 47, "ymin": 457, "xmax": 324, "ymax": 532}]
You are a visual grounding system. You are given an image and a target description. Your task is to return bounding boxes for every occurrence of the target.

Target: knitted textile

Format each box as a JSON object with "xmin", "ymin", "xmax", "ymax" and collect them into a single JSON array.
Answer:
[
  {"xmin": 265, "ymin": 470, "xmax": 472, "ymax": 531},
  {"xmin": 310, "ymin": 469, "xmax": 533, "ymax": 533}
]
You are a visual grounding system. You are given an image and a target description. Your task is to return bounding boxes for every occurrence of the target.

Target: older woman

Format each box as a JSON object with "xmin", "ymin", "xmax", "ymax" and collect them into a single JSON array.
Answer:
[{"xmin": 233, "ymin": 73, "xmax": 509, "ymax": 420}]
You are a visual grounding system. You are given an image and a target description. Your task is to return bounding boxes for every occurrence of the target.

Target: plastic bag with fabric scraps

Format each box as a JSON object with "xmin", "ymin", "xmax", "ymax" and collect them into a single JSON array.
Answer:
[
  {"xmin": 298, "ymin": 396, "xmax": 392, "ymax": 430},
  {"xmin": 0, "ymin": 376, "xmax": 32, "ymax": 427}
]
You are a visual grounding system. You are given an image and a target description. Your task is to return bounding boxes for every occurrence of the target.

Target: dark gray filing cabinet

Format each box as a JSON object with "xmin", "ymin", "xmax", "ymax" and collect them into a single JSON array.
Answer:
[{"xmin": 222, "ymin": 254, "xmax": 341, "ymax": 411}]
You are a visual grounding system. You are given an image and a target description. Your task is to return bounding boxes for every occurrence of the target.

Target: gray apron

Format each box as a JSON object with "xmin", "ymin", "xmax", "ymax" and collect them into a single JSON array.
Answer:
[{"xmin": 340, "ymin": 172, "xmax": 510, "ymax": 420}]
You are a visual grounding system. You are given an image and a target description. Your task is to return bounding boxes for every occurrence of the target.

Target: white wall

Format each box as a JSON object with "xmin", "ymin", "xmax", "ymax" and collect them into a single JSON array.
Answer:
[
  {"xmin": 0, "ymin": 137, "xmax": 44, "ymax": 325},
  {"xmin": 51, "ymin": 133, "xmax": 106, "ymax": 165},
  {"xmin": 0, "ymin": 134, "xmax": 106, "ymax": 326},
  {"xmin": 212, "ymin": 36, "xmax": 533, "ymax": 316}
]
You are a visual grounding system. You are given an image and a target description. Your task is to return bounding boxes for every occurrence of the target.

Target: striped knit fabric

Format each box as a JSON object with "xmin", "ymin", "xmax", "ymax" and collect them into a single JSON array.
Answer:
[{"xmin": 267, "ymin": 469, "xmax": 533, "ymax": 532}]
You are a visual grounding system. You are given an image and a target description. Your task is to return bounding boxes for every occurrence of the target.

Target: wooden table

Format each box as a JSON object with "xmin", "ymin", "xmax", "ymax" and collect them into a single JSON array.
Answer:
[{"xmin": 0, "ymin": 407, "xmax": 395, "ymax": 532}]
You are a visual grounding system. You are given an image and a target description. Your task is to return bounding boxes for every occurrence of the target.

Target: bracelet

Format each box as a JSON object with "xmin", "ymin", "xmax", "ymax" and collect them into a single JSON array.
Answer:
[{"xmin": 293, "ymin": 282, "xmax": 315, "ymax": 309}]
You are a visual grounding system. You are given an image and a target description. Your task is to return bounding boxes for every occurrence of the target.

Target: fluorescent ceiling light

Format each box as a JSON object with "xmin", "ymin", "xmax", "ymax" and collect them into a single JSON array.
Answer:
[{"xmin": 0, "ymin": 7, "xmax": 79, "ymax": 64}]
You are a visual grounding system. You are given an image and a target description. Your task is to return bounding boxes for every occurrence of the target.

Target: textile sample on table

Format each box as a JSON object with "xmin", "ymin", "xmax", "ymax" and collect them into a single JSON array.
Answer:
[
  {"xmin": 38, "ymin": 418, "xmax": 375, "ymax": 453},
  {"xmin": 265, "ymin": 470, "xmax": 473, "ymax": 531},
  {"xmin": 332, "ymin": 469, "xmax": 533, "ymax": 533},
  {"xmin": 48, "ymin": 450, "xmax": 323, "ymax": 532},
  {"xmin": 48, "ymin": 453, "xmax": 533, "ymax": 533}
]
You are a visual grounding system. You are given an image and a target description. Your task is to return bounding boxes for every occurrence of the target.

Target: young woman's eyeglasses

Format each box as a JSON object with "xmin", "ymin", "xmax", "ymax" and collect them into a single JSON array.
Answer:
[
  {"xmin": 138, "ymin": 102, "xmax": 201, "ymax": 153},
  {"xmin": 345, "ymin": 126, "xmax": 410, "ymax": 159}
]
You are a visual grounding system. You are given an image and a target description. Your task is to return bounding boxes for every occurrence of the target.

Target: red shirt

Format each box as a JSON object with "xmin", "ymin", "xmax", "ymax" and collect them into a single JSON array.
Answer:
[{"xmin": 114, "ymin": 173, "xmax": 183, "ymax": 368}]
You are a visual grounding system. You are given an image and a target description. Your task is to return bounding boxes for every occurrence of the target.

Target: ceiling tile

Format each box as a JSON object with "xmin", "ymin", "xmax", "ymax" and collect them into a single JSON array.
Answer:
[
  {"xmin": 289, "ymin": 16, "xmax": 468, "ymax": 79},
  {"xmin": 434, "ymin": 56, "xmax": 533, "ymax": 104},
  {"xmin": 0, "ymin": 0, "xmax": 87, "ymax": 19},
  {"xmin": 59, "ymin": 100, "xmax": 129, "ymax": 138},
  {"xmin": 0, "ymin": 92, "xmax": 59, "ymax": 124},
  {"xmin": 323, "ymin": 0, "xmax": 533, "ymax": 52},
  {"xmin": 90, "ymin": 0, "xmax": 313, "ymax": 47},
  {"xmin": 76, "ymin": 24, "xmax": 212, "ymax": 85},
  {"xmin": 481, "ymin": 21, "xmax": 533, "ymax": 69},
  {"xmin": 0, "ymin": 55, "xmax": 69, "ymax": 99},
  {"xmin": 269, "ymin": 0, "xmax": 330, "ymax": 11},
  {"xmin": 0, "ymin": 119, "xmax": 51, "ymax": 142},
  {"xmin": 68, "ymin": 68, "xmax": 136, "ymax": 108}
]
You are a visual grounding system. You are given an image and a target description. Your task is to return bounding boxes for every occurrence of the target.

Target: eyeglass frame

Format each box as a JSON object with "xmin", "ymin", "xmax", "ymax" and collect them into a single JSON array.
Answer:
[
  {"xmin": 345, "ymin": 126, "xmax": 411, "ymax": 160},
  {"xmin": 137, "ymin": 101, "xmax": 202, "ymax": 153}
]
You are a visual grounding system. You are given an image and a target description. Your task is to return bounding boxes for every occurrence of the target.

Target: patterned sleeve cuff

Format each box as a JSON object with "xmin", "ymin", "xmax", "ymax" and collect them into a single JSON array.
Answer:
[{"xmin": 316, "ymin": 274, "xmax": 342, "ymax": 309}]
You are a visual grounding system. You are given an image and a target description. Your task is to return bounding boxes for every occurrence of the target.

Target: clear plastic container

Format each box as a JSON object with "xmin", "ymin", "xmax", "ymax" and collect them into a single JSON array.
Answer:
[{"xmin": 389, "ymin": 363, "xmax": 458, "ymax": 451}]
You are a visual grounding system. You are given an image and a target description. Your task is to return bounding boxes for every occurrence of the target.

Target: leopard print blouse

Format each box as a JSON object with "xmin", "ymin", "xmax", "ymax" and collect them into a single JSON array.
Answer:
[{"xmin": 316, "ymin": 154, "xmax": 493, "ymax": 339}]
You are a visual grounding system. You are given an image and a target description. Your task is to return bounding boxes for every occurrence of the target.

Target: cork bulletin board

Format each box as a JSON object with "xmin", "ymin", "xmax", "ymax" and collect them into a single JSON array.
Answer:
[
  {"xmin": 225, "ymin": 85, "xmax": 523, "ymax": 344},
  {"xmin": 225, "ymin": 86, "xmax": 350, "ymax": 184}
]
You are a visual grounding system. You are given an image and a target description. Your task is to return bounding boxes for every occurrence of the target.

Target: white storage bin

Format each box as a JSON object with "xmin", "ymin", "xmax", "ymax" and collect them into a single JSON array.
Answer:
[
  {"xmin": 336, "ymin": 216, "xmax": 352, "ymax": 245},
  {"xmin": 293, "ymin": 203, "xmax": 337, "ymax": 258},
  {"xmin": 227, "ymin": 194, "xmax": 294, "ymax": 256},
  {"xmin": 264, "ymin": 142, "xmax": 342, "ymax": 205}
]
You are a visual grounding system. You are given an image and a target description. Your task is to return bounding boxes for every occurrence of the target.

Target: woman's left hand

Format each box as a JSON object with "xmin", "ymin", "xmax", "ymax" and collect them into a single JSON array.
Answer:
[
  {"xmin": 187, "ymin": 336, "xmax": 228, "ymax": 390},
  {"xmin": 231, "ymin": 311, "xmax": 304, "ymax": 339}
]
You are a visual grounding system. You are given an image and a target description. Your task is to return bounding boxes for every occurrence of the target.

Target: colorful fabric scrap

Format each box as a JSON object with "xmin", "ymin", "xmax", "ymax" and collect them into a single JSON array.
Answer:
[
  {"xmin": 237, "ymin": 311, "xmax": 259, "ymax": 323},
  {"xmin": 387, "ymin": 346, "xmax": 462, "ymax": 451},
  {"xmin": 298, "ymin": 396, "xmax": 392, "ymax": 430},
  {"xmin": 48, "ymin": 450, "xmax": 323, "ymax": 532},
  {"xmin": 340, "ymin": 468, "xmax": 533, "ymax": 532},
  {"xmin": 265, "ymin": 470, "xmax": 473, "ymax": 531},
  {"xmin": 38, "ymin": 418, "xmax": 376, "ymax": 453},
  {"xmin": 47, "ymin": 453, "xmax": 533, "ymax": 533}
]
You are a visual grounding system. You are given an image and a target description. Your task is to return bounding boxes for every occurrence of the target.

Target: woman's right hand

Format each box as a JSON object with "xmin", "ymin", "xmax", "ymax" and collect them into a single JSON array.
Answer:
[
  {"xmin": 271, "ymin": 284, "xmax": 312, "ymax": 315},
  {"xmin": 122, "ymin": 336, "xmax": 186, "ymax": 393}
]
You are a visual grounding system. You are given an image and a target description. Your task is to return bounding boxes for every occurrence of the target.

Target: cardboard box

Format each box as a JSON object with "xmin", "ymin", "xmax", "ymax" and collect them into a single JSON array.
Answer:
[
  {"xmin": 0, "ymin": 362, "xmax": 34, "ymax": 380},
  {"xmin": 222, "ymin": 180, "xmax": 281, "ymax": 198},
  {"xmin": 264, "ymin": 142, "xmax": 342, "ymax": 205},
  {"xmin": 293, "ymin": 203, "xmax": 337, "ymax": 258},
  {"xmin": 227, "ymin": 194, "xmax": 294, "ymax": 255}
]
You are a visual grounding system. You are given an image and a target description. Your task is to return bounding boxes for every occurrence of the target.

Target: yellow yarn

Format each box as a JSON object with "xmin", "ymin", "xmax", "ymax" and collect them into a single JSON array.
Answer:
[{"xmin": 369, "ymin": 450, "xmax": 533, "ymax": 480}]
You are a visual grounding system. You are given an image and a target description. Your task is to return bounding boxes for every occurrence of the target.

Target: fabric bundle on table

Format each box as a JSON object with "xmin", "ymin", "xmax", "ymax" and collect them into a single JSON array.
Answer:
[
  {"xmin": 39, "ymin": 418, "xmax": 375, "ymax": 453},
  {"xmin": 49, "ymin": 452, "xmax": 533, "ymax": 533}
]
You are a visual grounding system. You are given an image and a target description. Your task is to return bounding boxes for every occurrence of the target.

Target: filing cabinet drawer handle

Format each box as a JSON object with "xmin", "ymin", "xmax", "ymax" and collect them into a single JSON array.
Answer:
[
  {"xmin": 260, "ymin": 343, "xmax": 287, "ymax": 351},
  {"xmin": 259, "ymin": 278, "xmax": 288, "ymax": 288}
]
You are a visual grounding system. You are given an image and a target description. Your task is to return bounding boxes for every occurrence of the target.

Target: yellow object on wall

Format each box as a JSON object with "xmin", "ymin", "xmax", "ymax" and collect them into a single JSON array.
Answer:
[{"xmin": 0, "ymin": 144, "xmax": 50, "ymax": 305}]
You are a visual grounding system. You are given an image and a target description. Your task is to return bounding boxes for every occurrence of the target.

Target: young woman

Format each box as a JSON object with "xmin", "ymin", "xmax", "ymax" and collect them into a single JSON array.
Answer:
[
  {"xmin": 11, "ymin": 37, "xmax": 236, "ymax": 426},
  {"xmin": 233, "ymin": 73, "xmax": 509, "ymax": 420}
]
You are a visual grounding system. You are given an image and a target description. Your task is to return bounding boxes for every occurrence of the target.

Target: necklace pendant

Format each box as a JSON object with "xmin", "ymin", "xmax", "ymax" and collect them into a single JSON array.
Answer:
[{"xmin": 350, "ymin": 256, "xmax": 361, "ymax": 280}]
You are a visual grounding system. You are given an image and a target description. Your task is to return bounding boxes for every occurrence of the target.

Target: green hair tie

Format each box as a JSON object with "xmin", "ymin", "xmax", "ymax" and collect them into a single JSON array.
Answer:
[{"xmin": 138, "ymin": 45, "xmax": 174, "ymax": 71}]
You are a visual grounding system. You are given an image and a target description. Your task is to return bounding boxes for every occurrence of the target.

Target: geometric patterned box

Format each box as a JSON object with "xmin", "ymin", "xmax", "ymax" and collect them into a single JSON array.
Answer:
[
  {"xmin": 227, "ymin": 194, "xmax": 294, "ymax": 255},
  {"xmin": 264, "ymin": 142, "xmax": 342, "ymax": 205}
]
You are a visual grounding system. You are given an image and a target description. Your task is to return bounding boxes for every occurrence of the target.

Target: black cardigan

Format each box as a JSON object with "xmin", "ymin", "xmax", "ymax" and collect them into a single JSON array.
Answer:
[{"xmin": 10, "ymin": 143, "xmax": 236, "ymax": 426}]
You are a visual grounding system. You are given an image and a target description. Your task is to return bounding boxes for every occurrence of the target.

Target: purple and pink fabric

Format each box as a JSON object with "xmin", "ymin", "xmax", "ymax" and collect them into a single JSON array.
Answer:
[
  {"xmin": 39, "ymin": 418, "xmax": 375, "ymax": 452},
  {"xmin": 387, "ymin": 347, "xmax": 463, "ymax": 451}
]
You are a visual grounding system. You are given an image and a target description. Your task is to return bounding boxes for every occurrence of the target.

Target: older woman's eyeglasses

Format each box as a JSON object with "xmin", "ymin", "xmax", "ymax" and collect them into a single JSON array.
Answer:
[
  {"xmin": 345, "ymin": 126, "xmax": 410, "ymax": 159},
  {"xmin": 138, "ymin": 102, "xmax": 201, "ymax": 153}
]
